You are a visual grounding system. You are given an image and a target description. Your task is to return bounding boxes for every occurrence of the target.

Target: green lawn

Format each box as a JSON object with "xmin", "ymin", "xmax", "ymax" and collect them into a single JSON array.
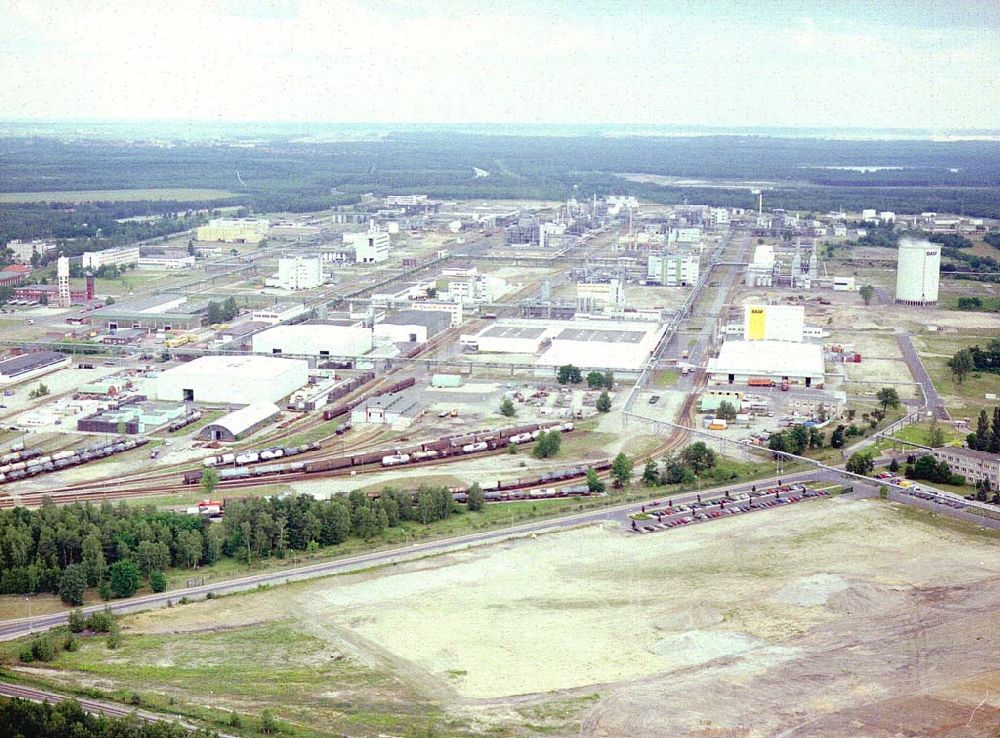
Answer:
[
  {"xmin": 651, "ymin": 369, "xmax": 680, "ymax": 388},
  {"xmin": 923, "ymin": 356, "xmax": 999, "ymax": 418}
]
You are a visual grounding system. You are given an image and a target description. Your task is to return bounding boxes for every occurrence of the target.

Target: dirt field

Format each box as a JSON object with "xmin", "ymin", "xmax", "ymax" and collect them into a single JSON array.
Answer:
[{"xmin": 26, "ymin": 497, "xmax": 998, "ymax": 737}]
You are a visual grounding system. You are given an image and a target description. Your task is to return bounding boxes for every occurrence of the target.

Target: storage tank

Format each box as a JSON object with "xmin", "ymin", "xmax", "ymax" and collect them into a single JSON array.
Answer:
[{"xmin": 895, "ymin": 238, "xmax": 940, "ymax": 306}]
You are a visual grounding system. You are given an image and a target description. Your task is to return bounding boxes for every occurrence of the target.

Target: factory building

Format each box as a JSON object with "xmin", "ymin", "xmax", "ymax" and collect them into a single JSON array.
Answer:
[
  {"xmin": 537, "ymin": 322, "xmax": 666, "ymax": 372},
  {"xmin": 78, "ymin": 402, "xmax": 188, "ymax": 434},
  {"xmin": 82, "ymin": 246, "xmax": 140, "ymax": 270},
  {"xmin": 0, "ymin": 264, "xmax": 32, "ymax": 288},
  {"xmin": 538, "ymin": 222, "xmax": 567, "ymax": 248},
  {"xmin": 137, "ymin": 254, "xmax": 195, "ymax": 270},
  {"xmin": 464, "ymin": 324, "xmax": 550, "ymax": 354},
  {"xmin": 343, "ymin": 223, "xmax": 390, "ymax": 263},
  {"xmin": 250, "ymin": 303, "xmax": 309, "ymax": 325},
  {"xmin": 743, "ymin": 304, "xmax": 805, "ymax": 342},
  {"xmin": 0, "ymin": 351, "xmax": 71, "ymax": 385},
  {"xmin": 745, "ymin": 244, "xmax": 776, "ymax": 287},
  {"xmin": 88, "ymin": 295, "xmax": 207, "ymax": 332},
  {"xmin": 6, "ymin": 239, "xmax": 56, "ymax": 263},
  {"xmin": 439, "ymin": 266, "xmax": 510, "ymax": 304},
  {"xmin": 252, "ymin": 324, "xmax": 373, "ymax": 358},
  {"xmin": 576, "ymin": 280, "xmax": 625, "ymax": 313},
  {"xmin": 196, "ymin": 218, "xmax": 270, "ymax": 244},
  {"xmin": 156, "ymin": 355, "xmax": 308, "ymax": 405},
  {"xmin": 374, "ymin": 310, "xmax": 450, "ymax": 344},
  {"xmin": 707, "ymin": 341, "xmax": 825, "ymax": 388},
  {"xmin": 265, "ymin": 256, "xmax": 324, "ymax": 290},
  {"xmin": 931, "ymin": 447, "xmax": 1000, "ymax": 490},
  {"xmin": 407, "ymin": 300, "xmax": 464, "ymax": 326},
  {"xmin": 895, "ymin": 238, "xmax": 940, "ymax": 306},
  {"xmin": 199, "ymin": 403, "xmax": 281, "ymax": 442},
  {"xmin": 12, "ymin": 280, "xmax": 94, "ymax": 304},
  {"xmin": 647, "ymin": 251, "xmax": 700, "ymax": 286},
  {"xmin": 351, "ymin": 393, "xmax": 421, "ymax": 431}
]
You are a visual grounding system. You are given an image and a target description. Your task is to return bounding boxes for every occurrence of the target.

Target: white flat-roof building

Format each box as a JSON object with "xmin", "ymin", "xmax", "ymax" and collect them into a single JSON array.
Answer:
[
  {"xmin": 156, "ymin": 356, "xmax": 308, "ymax": 405},
  {"xmin": 266, "ymin": 256, "xmax": 324, "ymax": 290},
  {"xmin": 537, "ymin": 322, "xmax": 666, "ymax": 372},
  {"xmin": 440, "ymin": 266, "xmax": 511, "ymax": 304},
  {"xmin": 137, "ymin": 254, "xmax": 195, "ymax": 270},
  {"xmin": 250, "ymin": 303, "xmax": 309, "ymax": 325},
  {"xmin": 196, "ymin": 218, "xmax": 270, "ymax": 244},
  {"xmin": 6, "ymin": 239, "xmax": 56, "ymax": 263},
  {"xmin": 374, "ymin": 310, "xmax": 451, "ymax": 344},
  {"xmin": 707, "ymin": 340, "xmax": 825, "ymax": 388},
  {"xmin": 252, "ymin": 324, "xmax": 373, "ymax": 358},
  {"xmin": 647, "ymin": 251, "xmax": 700, "ymax": 286},
  {"xmin": 466, "ymin": 324, "xmax": 551, "ymax": 354},
  {"xmin": 576, "ymin": 280, "xmax": 625, "ymax": 313},
  {"xmin": 344, "ymin": 223, "xmax": 390, "ymax": 263},
  {"xmin": 82, "ymin": 246, "xmax": 140, "ymax": 270},
  {"xmin": 743, "ymin": 304, "xmax": 805, "ymax": 342}
]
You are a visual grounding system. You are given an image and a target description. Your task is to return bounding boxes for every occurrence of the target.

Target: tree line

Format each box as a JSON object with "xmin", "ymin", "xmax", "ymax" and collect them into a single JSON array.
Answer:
[
  {"xmin": 0, "ymin": 696, "xmax": 217, "ymax": 738},
  {"xmin": 0, "ymin": 484, "xmax": 473, "ymax": 603},
  {"xmin": 966, "ymin": 407, "xmax": 1000, "ymax": 453},
  {"xmin": 948, "ymin": 340, "xmax": 1000, "ymax": 381}
]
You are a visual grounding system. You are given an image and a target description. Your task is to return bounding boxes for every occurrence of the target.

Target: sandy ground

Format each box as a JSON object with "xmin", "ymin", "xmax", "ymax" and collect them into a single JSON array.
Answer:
[{"xmin": 52, "ymin": 497, "xmax": 1000, "ymax": 737}]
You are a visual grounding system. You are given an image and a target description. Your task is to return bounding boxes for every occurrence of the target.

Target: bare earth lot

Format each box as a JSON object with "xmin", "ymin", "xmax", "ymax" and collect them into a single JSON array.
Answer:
[{"xmin": 19, "ymin": 498, "xmax": 1000, "ymax": 737}]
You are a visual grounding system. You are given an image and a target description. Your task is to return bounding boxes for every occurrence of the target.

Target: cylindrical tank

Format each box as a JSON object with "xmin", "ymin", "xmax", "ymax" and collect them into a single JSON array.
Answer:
[{"xmin": 895, "ymin": 239, "xmax": 940, "ymax": 306}]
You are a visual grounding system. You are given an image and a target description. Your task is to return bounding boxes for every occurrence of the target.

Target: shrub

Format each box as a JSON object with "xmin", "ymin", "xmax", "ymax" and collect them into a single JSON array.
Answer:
[
  {"xmin": 67, "ymin": 608, "xmax": 86, "ymax": 633},
  {"xmin": 149, "ymin": 571, "xmax": 167, "ymax": 593}
]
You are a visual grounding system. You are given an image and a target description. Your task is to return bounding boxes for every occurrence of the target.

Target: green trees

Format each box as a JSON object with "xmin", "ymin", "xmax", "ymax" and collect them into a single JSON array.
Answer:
[
  {"xmin": 641, "ymin": 459, "xmax": 658, "ymax": 486},
  {"xmin": 467, "ymin": 482, "xmax": 485, "ymax": 512},
  {"xmin": 586, "ymin": 371, "xmax": 605, "ymax": 389},
  {"xmin": 830, "ymin": 424, "xmax": 846, "ymax": 448},
  {"xmin": 611, "ymin": 453, "xmax": 633, "ymax": 489},
  {"xmin": 603, "ymin": 370, "xmax": 614, "ymax": 389},
  {"xmin": 888, "ymin": 457, "xmax": 900, "ymax": 473},
  {"xmin": 207, "ymin": 296, "xmax": 239, "ymax": 324},
  {"xmin": 150, "ymin": 571, "xmax": 167, "ymax": 593},
  {"xmin": 532, "ymin": 430, "xmax": 562, "ymax": 459},
  {"xmin": 500, "ymin": 397, "xmax": 516, "ymax": 417},
  {"xmin": 586, "ymin": 468, "xmax": 605, "ymax": 493},
  {"xmin": 906, "ymin": 455, "xmax": 963, "ymax": 485},
  {"xmin": 556, "ymin": 364, "xmax": 582, "ymax": 384},
  {"xmin": 948, "ymin": 348, "xmax": 975, "ymax": 383},
  {"xmin": 108, "ymin": 560, "xmax": 141, "ymax": 599},
  {"xmin": 200, "ymin": 467, "xmax": 219, "ymax": 497},
  {"xmin": 973, "ymin": 408, "xmax": 990, "ymax": 450},
  {"xmin": 715, "ymin": 400, "xmax": 737, "ymax": 420},
  {"xmin": 29, "ymin": 383, "xmax": 50, "ymax": 399},
  {"xmin": 845, "ymin": 451, "xmax": 875, "ymax": 476},
  {"xmin": 876, "ymin": 387, "xmax": 900, "ymax": 412},
  {"xmin": 0, "ymin": 696, "xmax": 215, "ymax": 737},
  {"xmin": 859, "ymin": 284, "xmax": 875, "ymax": 305},
  {"xmin": 58, "ymin": 564, "xmax": 87, "ymax": 606},
  {"xmin": 927, "ymin": 417, "xmax": 945, "ymax": 448},
  {"xmin": 596, "ymin": 391, "xmax": 612, "ymax": 413},
  {"xmin": 680, "ymin": 442, "xmax": 716, "ymax": 475}
]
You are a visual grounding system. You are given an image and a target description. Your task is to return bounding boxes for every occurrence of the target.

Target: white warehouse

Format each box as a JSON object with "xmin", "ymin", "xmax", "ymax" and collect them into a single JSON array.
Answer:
[
  {"xmin": 374, "ymin": 310, "xmax": 451, "ymax": 344},
  {"xmin": 252, "ymin": 324, "xmax": 373, "ymax": 358},
  {"xmin": 743, "ymin": 304, "xmax": 805, "ymax": 342},
  {"xmin": 156, "ymin": 355, "xmax": 308, "ymax": 405},
  {"xmin": 707, "ymin": 341, "xmax": 825, "ymax": 388}
]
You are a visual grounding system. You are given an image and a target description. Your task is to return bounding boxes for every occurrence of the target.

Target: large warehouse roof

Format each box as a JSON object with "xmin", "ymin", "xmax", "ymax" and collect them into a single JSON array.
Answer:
[
  {"xmin": 707, "ymin": 340, "xmax": 824, "ymax": 378},
  {"xmin": 161, "ymin": 355, "xmax": 307, "ymax": 382},
  {"xmin": 0, "ymin": 351, "xmax": 68, "ymax": 379},
  {"xmin": 481, "ymin": 325, "xmax": 548, "ymax": 339},
  {"xmin": 555, "ymin": 328, "xmax": 644, "ymax": 344}
]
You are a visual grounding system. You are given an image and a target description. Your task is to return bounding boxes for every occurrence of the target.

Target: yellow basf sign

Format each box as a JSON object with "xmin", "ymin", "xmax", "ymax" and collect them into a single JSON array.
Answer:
[{"xmin": 748, "ymin": 307, "xmax": 766, "ymax": 340}]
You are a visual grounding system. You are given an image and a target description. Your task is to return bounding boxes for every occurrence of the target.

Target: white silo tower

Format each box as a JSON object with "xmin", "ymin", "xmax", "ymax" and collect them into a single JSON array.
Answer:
[{"xmin": 894, "ymin": 238, "xmax": 940, "ymax": 306}]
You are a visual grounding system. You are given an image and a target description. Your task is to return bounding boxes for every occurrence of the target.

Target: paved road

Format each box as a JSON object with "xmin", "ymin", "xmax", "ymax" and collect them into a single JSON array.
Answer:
[
  {"xmin": 0, "ymin": 681, "xmax": 238, "ymax": 737},
  {"xmin": 895, "ymin": 329, "xmax": 950, "ymax": 420}
]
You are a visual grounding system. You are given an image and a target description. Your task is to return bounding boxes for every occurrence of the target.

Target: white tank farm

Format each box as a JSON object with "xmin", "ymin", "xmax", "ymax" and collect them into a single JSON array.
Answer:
[{"xmin": 895, "ymin": 238, "xmax": 940, "ymax": 306}]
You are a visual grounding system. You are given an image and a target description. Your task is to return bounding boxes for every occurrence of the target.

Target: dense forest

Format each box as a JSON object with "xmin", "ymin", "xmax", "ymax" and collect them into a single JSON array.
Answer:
[
  {"xmin": 0, "ymin": 697, "xmax": 216, "ymax": 738},
  {"xmin": 0, "ymin": 487, "xmax": 468, "ymax": 600},
  {"xmin": 2, "ymin": 134, "xmax": 1000, "ymax": 242}
]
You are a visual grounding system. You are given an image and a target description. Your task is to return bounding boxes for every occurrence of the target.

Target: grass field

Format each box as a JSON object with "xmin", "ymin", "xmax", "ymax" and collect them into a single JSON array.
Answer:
[{"xmin": 0, "ymin": 188, "xmax": 239, "ymax": 203}]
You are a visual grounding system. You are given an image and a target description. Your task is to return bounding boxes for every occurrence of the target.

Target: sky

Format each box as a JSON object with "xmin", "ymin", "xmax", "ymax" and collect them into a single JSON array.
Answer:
[{"xmin": 1, "ymin": 0, "xmax": 998, "ymax": 129}]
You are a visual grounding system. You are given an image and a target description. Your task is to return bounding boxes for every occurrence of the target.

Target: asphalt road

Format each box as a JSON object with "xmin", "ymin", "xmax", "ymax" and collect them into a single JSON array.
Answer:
[{"xmin": 895, "ymin": 329, "xmax": 950, "ymax": 420}]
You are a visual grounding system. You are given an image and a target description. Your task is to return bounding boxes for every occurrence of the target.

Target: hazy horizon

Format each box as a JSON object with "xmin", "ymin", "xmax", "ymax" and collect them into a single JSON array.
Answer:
[{"xmin": 2, "ymin": 0, "xmax": 998, "ymax": 130}]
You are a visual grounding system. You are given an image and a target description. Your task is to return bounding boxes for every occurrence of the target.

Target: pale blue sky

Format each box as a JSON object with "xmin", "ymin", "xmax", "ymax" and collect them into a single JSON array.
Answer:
[{"xmin": 1, "ymin": 0, "xmax": 997, "ymax": 128}]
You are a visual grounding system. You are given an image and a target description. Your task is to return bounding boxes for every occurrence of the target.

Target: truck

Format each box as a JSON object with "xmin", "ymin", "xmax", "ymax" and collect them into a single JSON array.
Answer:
[{"xmin": 748, "ymin": 377, "xmax": 775, "ymax": 388}]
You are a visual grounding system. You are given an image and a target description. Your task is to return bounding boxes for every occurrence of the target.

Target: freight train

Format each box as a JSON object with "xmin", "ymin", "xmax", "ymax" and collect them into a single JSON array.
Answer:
[
  {"xmin": 0, "ymin": 437, "xmax": 149, "ymax": 485},
  {"xmin": 201, "ymin": 441, "xmax": 321, "ymax": 468},
  {"xmin": 322, "ymin": 376, "xmax": 416, "ymax": 421},
  {"xmin": 182, "ymin": 421, "xmax": 574, "ymax": 486}
]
